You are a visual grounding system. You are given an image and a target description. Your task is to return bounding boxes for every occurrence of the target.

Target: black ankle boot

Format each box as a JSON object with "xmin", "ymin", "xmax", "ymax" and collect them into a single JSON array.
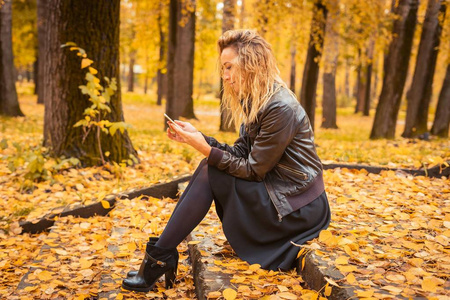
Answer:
[
  {"xmin": 121, "ymin": 243, "xmax": 179, "ymax": 292},
  {"xmin": 126, "ymin": 237, "xmax": 159, "ymax": 278}
]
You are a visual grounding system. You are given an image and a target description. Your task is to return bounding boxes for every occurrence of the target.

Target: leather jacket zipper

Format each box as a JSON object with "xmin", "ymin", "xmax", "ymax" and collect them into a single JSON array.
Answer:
[
  {"xmin": 263, "ymin": 180, "xmax": 283, "ymax": 222},
  {"xmin": 277, "ymin": 163, "xmax": 308, "ymax": 180}
]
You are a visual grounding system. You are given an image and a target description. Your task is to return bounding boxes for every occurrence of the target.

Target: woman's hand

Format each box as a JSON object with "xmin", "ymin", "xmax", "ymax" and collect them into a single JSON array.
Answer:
[
  {"xmin": 167, "ymin": 121, "xmax": 211, "ymax": 157},
  {"xmin": 173, "ymin": 120, "xmax": 197, "ymax": 133}
]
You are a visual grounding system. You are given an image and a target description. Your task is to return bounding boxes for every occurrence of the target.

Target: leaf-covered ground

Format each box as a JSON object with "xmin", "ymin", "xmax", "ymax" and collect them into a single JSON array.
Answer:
[{"xmin": 0, "ymin": 86, "xmax": 449, "ymax": 299}]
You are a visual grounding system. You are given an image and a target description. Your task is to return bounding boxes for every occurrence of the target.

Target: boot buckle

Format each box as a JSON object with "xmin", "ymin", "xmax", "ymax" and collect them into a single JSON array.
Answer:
[{"xmin": 156, "ymin": 260, "xmax": 166, "ymax": 267}]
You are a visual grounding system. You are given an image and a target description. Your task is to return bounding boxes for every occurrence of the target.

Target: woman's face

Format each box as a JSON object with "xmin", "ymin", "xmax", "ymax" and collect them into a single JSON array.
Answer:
[{"xmin": 220, "ymin": 47, "xmax": 240, "ymax": 94}]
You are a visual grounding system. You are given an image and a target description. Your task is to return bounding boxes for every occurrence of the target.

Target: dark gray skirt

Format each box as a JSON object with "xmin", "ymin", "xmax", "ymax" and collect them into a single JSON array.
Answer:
[{"xmin": 208, "ymin": 165, "xmax": 331, "ymax": 271}]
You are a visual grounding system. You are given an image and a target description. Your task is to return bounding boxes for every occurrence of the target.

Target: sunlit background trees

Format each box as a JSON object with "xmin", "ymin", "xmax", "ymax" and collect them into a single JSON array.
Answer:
[{"xmin": 2, "ymin": 0, "xmax": 449, "ymax": 165}]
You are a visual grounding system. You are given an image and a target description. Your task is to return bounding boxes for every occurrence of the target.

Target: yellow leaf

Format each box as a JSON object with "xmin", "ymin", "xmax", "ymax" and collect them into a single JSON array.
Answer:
[
  {"xmin": 337, "ymin": 265, "xmax": 357, "ymax": 273},
  {"xmin": 318, "ymin": 230, "xmax": 332, "ymax": 243},
  {"xmin": 54, "ymin": 249, "xmax": 68, "ymax": 256},
  {"xmin": 296, "ymin": 247, "xmax": 306, "ymax": 258},
  {"xmin": 101, "ymin": 200, "xmax": 110, "ymax": 209},
  {"xmin": 104, "ymin": 251, "xmax": 114, "ymax": 259},
  {"xmin": 248, "ymin": 263, "xmax": 261, "ymax": 271},
  {"xmin": 278, "ymin": 285, "xmax": 289, "ymax": 292},
  {"xmin": 346, "ymin": 273, "xmax": 357, "ymax": 284},
  {"xmin": 380, "ymin": 285, "xmax": 402, "ymax": 294},
  {"xmin": 116, "ymin": 293, "xmax": 124, "ymax": 300},
  {"xmin": 88, "ymin": 67, "xmax": 98, "ymax": 74},
  {"xmin": 81, "ymin": 58, "xmax": 93, "ymax": 69},
  {"xmin": 80, "ymin": 258, "xmax": 93, "ymax": 269},
  {"xmin": 386, "ymin": 273, "xmax": 405, "ymax": 283},
  {"xmin": 223, "ymin": 288, "xmax": 237, "ymax": 300},
  {"xmin": 38, "ymin": 270, "xmax": 53, "ymax": 281},
  {"xmin": 127, "ymin": 242, "xmax": 137, "ymax": 252},
  {"xmin": 232, "ymin": 276, "xmax": 246, "ymax": 283},
  {"xmin": 188, "ymin": 240, "xmax": 201, "ymax": 245},
  {"xmin": 444, "ymin": 221, "xmax": 450, "ymax": 229},
  {"xmin": 324, "ymin": 284, "xmax": 332, "ymax": 297},
  {"xmin": 335, "ymin": 256, "xmax": 348, "ymax": 265},
  {"xmin": 301, "ymin": 256, "xmax": 306, "ymax": 270},
  {"xmin": 207, "ymin": 291, "xmax": 221, "ymax": 298},
  {"xmin": 324, "ymin": 277, "xmax": 340, "ymax": 287},
  {"xmin": 356, "ymin": 289, "xmax": 374, "ymax": 297},
  {"xmin": 422, "ymin": 276, "xmax": 439, "ymax": 293},
  {"xmin": 277, "ymin": 292, "xmax": 298, "ymax": 299},
  {"xmin": 24, "ymin": 286, "xmax": 38, "ymax": 292}
]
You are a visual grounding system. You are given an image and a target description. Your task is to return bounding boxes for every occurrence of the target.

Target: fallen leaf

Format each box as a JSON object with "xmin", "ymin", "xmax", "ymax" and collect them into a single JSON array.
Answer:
[{"xmin": 223, "ymin": 288, "xmax": 237, "ymax": 300}]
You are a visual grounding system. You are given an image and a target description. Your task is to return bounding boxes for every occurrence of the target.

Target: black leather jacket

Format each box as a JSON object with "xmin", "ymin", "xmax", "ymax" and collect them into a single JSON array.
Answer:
[{"xmin": 205, "ymin": 86, "xmax": 324, "ymax": 220}]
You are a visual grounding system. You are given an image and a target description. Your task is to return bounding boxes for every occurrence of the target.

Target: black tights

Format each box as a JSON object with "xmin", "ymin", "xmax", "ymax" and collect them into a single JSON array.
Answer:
[{"xmin": 156, "ymin": 160, "xmax": 213, "ymax": 249}]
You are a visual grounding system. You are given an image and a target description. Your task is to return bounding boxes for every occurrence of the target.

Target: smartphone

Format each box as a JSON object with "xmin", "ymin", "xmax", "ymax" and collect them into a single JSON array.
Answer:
[{"xmin": 164, "ymin": 113, "xmax": 182, "ymax": 130}]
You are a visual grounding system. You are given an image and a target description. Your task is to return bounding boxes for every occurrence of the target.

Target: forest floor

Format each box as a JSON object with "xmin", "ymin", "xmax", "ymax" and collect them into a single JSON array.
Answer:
[{"xmin": 0, "ymin": 85, "xmax": 449, "ymax": 299}]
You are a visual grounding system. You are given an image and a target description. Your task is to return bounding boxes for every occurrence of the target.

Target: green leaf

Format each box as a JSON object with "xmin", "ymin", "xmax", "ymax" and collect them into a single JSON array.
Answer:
[
  {"xmin": 109, "ymin": 122, "xmax": 130, "ymax": 136},
  {"xmin": 0, "ymin": 139, "xmax": 8, "ymax": 150},
  {"xmin": 60, "ymin": 42, "xmax": 77, "ymax": 48},
  {"xmin": 79, "ymin": 85, "xmax": 89, "ymax": 95},
  {"xmin": 73, "ymin": 120, "xmax": 88, "ymax": 127}
]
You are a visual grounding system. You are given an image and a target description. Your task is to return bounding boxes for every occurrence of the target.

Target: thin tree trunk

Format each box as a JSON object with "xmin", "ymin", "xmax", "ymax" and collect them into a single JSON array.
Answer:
[
  {"xmin": 300, "ymin": 0, "xmax": 327, "ymax": 130},
  {"xmin": 43, "ymin": 0, "xmax": 137, "ymax": 166},
  {"xmin": 431, "ymin": 63, "xmax": 450, "ymax": 137},
  {"xmin": 371, "ymin": 55, "xmax": 379, "ymax": 102},
  {"xmin": 36, "ymin": 0, "xmax": 46, "ymax": 104},
  {"xmin": 355, "ymin": 49, "xmax": 365, "ymax": 113},
  {"xmin": 289, "ymin": 44, "xmax": 296, "ymax": 94},
  {"xmin": 402, "ymin": 0, "xmax": 445, "ymax": 138},
  {"xmin": 344, "ymin": 59, "xmax": 350, "ymax": 99},
  {"xmin": 127, "ymin": 51, "xmax": 135, "ymax": 93},
  {"xmin": 219, "ymin": 0, "xmax": 236, "ymax": 132},
  {"xmin": 0, "ymin": 0, "xmax": 23, "ymax": 116},
  {"xmin": 166, "ymin": 0, "xmax": 196, "ymax": 124},
  {"xmin": 33, "ymin": 57, "xmax": 38, "ymax": 95},
  {"xmin": 256, "ymin": 0, "xmax": 269, "ymax": 37},
  {"xmin": 321, "ymin": 1, "xmax": 339, "ymax": 129},
  {"xmin": 157, "ymin": 1, "xmax": 167, "ymax": 106},
  {"xmin": 239, "ymin": 0, "xmax": 245, "ymax": 28},
  {"xmin": 370, "ymin": 0, "xmax": 418, "ymax": 139},
  {"xmin": 363, "ymin": 38, "xmax": 375, "ymax": 116}
]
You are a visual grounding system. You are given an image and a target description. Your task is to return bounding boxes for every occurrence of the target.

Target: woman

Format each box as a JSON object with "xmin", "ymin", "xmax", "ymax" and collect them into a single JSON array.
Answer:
[{"xmin": 122, "ymin": 29, "xmax": 330, "ymax": 293}]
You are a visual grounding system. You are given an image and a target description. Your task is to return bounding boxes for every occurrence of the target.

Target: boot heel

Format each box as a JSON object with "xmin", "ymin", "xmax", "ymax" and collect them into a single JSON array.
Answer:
[{"xmin": 164, "ymin": 267, "xmax": 177, "ymax": 289}]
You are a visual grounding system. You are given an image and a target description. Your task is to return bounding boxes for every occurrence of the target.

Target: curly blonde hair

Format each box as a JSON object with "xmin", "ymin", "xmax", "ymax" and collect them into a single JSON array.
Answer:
[{"xmin": 218, "ymin": 29, "xmax": 287, "ymax": 126}]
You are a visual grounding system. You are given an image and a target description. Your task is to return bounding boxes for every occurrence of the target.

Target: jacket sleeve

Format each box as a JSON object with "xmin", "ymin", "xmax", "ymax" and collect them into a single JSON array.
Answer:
[
  {"xmin": 202, "ymin": 124, "xmax": 249, "ymax": 158},
  {"xmin": 207, "ymin": 103, "xmax": 298, "ymax": 181}
]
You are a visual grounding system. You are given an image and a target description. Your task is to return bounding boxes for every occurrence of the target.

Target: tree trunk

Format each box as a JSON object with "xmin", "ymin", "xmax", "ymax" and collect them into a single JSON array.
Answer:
[
  {"xmin": 165, "ymin": 0, "xmax": 196, "ymax": 125},
  {"xmin": 36, "ymin": 0, "xmax": 46, "ymax": 104},
  {"xmin": 219, "ymin": 0, "xmax": 236, "ymax": 132},
  {"xmin": 0, "ymin": 0, "xmax": 23, "ymax": 117},
  {"xmin": 371, "ymin": 55, "xmax": 379, "ymax": 102},
  {"xmin": 344, "ymin": 59, "xmax": 350, "ymax": 99},
  {"xmin": 33, "ymin": 57, "xmax": 38, "ymax": 95},
  {"xmin": 239, "ymin": 0, "xmax": 245, "ymax": 28},
  {"xmin": 355, "ymin": 53, "xmax": 366, "ymax": 114},
  {"xmin": 300, "ymin": 0, "xmax": 327, "ymax": 130},
  {"xmin": 255, "ymin": 0, "xmax": 269, "ymax": 37},
  {"xmin": 321, "ymin": 1, "xmax": 338, "ymax": 129},
  {"xmin": 156, "ymin": 2, "xmax": 167, "ymax": 106},
  {"xmin": 363, "ymin": 38, "xmax": 375, "ymax": 116},
  {"xmin": 289, "ymin": 44, "xmax": 296, "ymax": 94},
  {"xmin": 402, "ymin": 0, "xmax": 445, "ymax": 138},
  {"xmin": 370, "ymin": 0, "xmax": 418, "ymax": 139},
  {"xmin": 431, "ymin": 64, "xmax": 450, "ymax": 137},
  {"xmin": 42, "ymin": 0, "xmax": 137, "ymax": 166},
  {"xmin": 363, "ymin": 62, "xmax": 372, "ymax": 116},
  {"xmin": 127, "ymin": 50, "xmax": 135, "ymax": 92}
]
